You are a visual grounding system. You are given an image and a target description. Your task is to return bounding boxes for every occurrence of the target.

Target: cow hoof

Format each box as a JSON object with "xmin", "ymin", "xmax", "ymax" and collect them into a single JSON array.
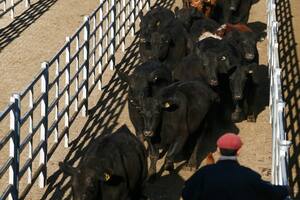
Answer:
[
  {"xmin": 247, "ymin": 115, "xmax": 256, "ymax": 122},
  {"xmin": 231, "ymin": 111, "xmax": 245, "ymax": 123}
]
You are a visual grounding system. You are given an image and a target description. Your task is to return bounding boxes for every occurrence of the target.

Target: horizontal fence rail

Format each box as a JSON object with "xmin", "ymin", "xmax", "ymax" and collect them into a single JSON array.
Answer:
[
  {"xmin": 0, "ymin": 0, "xmax": 150, "ymax": 198},
  {"xmin": 267, "ymin": 0, "xmax": 291, "ymax": 190}
]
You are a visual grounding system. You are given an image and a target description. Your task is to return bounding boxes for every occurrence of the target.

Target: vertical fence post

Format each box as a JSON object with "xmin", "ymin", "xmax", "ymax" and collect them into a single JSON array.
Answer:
[
  {"xmin": 110, "ymin": 0, "xmax": 115, "ymax": 70},
  {"xmin": 54, "ymin": 58, "xmax": 60, "ymax": 143},
  {"xmin": 10, "ymin": 0, "xmax": 14, "ymax": 19},
  {"xmin": 83, "ymin": 16, "xmax": 90, "ymax": 117},
  {"xmin": 28, "ymin": 88, "xmax": 33, "ymax": 184},
  {"xmin": 121, "ymin": 0, "xmax": 125, "ymax": 52},
  {"xmin": 130, "ymin": 0, "xmax": 135, "ymax": 36},
  {"xmin": 98, "ymin": 2, "xmax": 103, "ymax": 90},
  {"xmin": 39, "ymin": 62, "xmax": 49, "ymax": 188},
  {"xmin": 9, "ymin": 94, "xmax": 20, "ymax": 200},
  {"xmin": 25, "ymin": 0, "xmax": 30, "ymax": 8},
  {"xmin": 64, "ymin": 37, "xmax": 71, "ymax": 148}
]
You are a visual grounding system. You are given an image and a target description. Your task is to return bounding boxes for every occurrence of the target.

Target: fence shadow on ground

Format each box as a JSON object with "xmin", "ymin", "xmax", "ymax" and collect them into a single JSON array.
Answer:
[
  {"xmin": 276, "ymin": 0, "xmax": 300, "ymax": 198},
  {"xmin": 0, "ymin": 0, "xmax": 58, "ymax": 52}
]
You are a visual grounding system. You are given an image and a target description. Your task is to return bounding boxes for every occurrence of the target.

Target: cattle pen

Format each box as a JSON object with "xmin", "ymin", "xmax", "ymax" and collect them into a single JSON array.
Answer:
[{"xmin": 0, "ymin": 0, "xmax": 296, "ymax": 199}]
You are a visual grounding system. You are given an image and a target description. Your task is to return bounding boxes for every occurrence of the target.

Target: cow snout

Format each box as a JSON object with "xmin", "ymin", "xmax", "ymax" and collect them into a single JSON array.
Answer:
[
  {"xmin": 209, "ymin": 79, "xmax": 219, "ymax": 86},
  {"xmin": 143, "ymin": 130, "xmax": 154, "ymax": 137},
  {"xmin": 245, "ymin": 53, "xmax": 255, "ymax": 60}
]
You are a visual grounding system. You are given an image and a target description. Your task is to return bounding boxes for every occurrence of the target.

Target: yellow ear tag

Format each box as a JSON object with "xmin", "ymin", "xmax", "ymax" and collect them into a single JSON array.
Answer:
[
  {"xmin": 103, "ymin": 173, "xmax": 111, "ymax": 182},
  {"xmin": 164, "ymin": 102, "xmax": 170, "ymax": 108},
  {"xmin": 156, "ymin": 21, "xmax": 160, "ymax": 27}
]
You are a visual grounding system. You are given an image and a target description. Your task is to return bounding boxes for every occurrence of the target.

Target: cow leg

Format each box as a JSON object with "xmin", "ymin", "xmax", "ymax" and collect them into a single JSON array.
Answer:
[
  {"xmin": 128, "ymin": 102, "xmax": 145, "ymax": 142},
  {"xmin": 246, "ymin": 82, "xmax": 256, "ymax": 122},
  {"xmin": 147, "ymin": 140, "xmax": 159, "ymax": 177},
  {"xmin": 164, "ymin": 135, "xmax": 189, "ymax": 172},
  {"xmin": 185, "ymin": 120, "xmax": 208, "ymax": 171},
  {"xmin": 231, "ymin": 100, "xmax": 245, "ymax": 122}
]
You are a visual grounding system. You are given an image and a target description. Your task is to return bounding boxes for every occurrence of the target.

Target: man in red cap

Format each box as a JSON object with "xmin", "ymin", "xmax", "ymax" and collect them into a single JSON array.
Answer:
[{"xmin": 182, "ymin": 133, "xmax": 290, "ymax": 200}]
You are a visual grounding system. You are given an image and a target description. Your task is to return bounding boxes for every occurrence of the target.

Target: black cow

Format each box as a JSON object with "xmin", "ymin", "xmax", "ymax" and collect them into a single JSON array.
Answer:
[
  {"xmin": 59, "ymin": 126, "xmax": 148, "ymax": 200},
  {"xmin": 189, "ymin": 18, "xmax": 220, "ymax": 41},
  {"xmin": 172, "ymin": 53, "xmax": 209, "ymax": 83},
  {"xmin": 149, "ymin": 18, "xmax": 192, "ymax": 69},
  {"xmin": 174, "ymin": 7, "xmax": 204, "ymax": 31},
  {"xmin": 229, "ymin": 63, "xmax": 259, "ymax": 122},
  {"xmin": 195, "ymin": 37, "xmax": 241, "ymax": 86},
  {"xmin": 140, "ymin": 80, "xmax": 219, "ymax": 175},
  {"xmin": 224, "ymin": 30, "xmax": 259, "ymax": 65},
  {"xmin": 117, "ymin": 60, "xmax": 172, "ymax": 142},
  {"xmin": 139, "ymin": 7, "xmax": 175, "ymax": 61},
  {"xmin": 212, "ymin": 0, "xmax": 253, "ymax": 24}
]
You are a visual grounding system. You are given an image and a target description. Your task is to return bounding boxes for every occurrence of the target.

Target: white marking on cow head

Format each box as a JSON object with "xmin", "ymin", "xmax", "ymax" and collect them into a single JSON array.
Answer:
[{"xmin": 198, "ymin": 31, "xmax": 222, "ymax": 41}]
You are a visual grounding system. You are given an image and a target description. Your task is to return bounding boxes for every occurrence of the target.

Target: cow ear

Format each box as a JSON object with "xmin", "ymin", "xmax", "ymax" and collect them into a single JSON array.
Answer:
[
  {"xmin": 59, "ymin": 162, "xmax": 78, "ymax": 176},
  {"xmin": 174, "ymin": 6, "xmax": 179, "ymax": 15},
  {"xmin": 138, "ymin": 11, "xmax": 144, "ymax": 20},
  {"xmin": 116, "ymin": 70, "xmax": 130, "ymax": 83}
]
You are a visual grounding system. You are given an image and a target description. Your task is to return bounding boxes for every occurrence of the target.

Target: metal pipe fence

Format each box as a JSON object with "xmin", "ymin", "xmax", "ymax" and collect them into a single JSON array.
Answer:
[
  {"xmin": 0, "ymin": 0, "xmax": 150, "ymax": 198},
  {"xmin": 267, "ymin": 0, "xmax": 291, "ymax": 188},
  {"xmin": 0, "ymin": 0, "xmax": 33, "ymax": 20}
]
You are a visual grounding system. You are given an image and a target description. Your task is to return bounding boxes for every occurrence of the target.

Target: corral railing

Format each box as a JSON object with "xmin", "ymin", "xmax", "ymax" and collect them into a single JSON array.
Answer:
[
  {"xmin": 0, "ymin": 0, "xmax": 32, "ymax": 20},
  {"xmin": 0, "ymin": 0, "xmax": 149, "ymax": 198},
  {"xmin": 267, "ymin": 0, "xmax": 291, "ymax": 189}
]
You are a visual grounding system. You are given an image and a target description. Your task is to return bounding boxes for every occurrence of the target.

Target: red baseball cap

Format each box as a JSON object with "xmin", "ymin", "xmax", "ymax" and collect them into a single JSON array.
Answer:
[{"xmin": 217, "ymin": 133, "xmax": 243, "ymax": 150}]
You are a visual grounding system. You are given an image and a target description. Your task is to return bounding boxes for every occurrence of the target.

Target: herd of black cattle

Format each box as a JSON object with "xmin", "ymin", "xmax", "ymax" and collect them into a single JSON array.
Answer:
[{"xmin": 59, "ymin": 0, "xmax": 265, "ymax": 199}]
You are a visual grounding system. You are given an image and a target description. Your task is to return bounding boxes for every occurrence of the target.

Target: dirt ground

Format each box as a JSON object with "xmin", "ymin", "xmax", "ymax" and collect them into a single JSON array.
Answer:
[{"xmin": 0, "ymin": 0, "xmax": 293, "ymax": 199}]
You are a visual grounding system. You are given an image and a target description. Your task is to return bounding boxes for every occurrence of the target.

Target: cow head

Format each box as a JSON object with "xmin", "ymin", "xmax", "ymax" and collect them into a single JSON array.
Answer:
[
  {"xmin": 174, "ymin": 7, "xmax": 203, "ymax": 30},
  {"xmin": 150, "ymin": 31, "xmax": 172, "ymax": 61},
  {"xmin": 140, "ymin": 97, "xmax": 162, "ymax": 137},
  {"xmin": 225, "ymin": 30, "xmax": 258, "ymax": 62},
  {"xmin": 116, "ymin": 61, "xmax": 172, "ymax": 106},
  {"xmin": 59, "ymin": 161, "xmax": 116, "ymax": 200},
  {"xmin": 229, "ymin": 64, "xmax": 255, "ymax": 100},
  {"xmin": 141, "ymin": 91, "xmax": 182, "ymax": 138},
  {"xmin": 196, "ymin": 42, "xmax": 233, "ymax": 86}
]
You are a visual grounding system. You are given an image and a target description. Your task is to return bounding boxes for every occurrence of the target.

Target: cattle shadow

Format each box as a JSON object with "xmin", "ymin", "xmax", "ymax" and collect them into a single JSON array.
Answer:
[
  {"xmin": 276, "ymin": 0, "xmax": 300, "ymax": 198},
  {"xmin": 0, "ymin": 0, "xmax": 58, "ymax": 52},
  {"xmin": 37, "ymin": 0, "xmax": 177, "ymax": 199},
  {"xmin": 254, "ymin": 64, "xmax": 270, "ymax": 117}
]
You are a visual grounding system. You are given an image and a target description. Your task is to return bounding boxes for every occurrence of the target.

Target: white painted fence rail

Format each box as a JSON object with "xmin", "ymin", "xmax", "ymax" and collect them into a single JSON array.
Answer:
[
  {"xmin": 267, "ymin": 0, "xmax": 291, "ymax": 190},
  {"xmin": 0, "ymin": 0, "xmax": 149, "ymax": 198}
]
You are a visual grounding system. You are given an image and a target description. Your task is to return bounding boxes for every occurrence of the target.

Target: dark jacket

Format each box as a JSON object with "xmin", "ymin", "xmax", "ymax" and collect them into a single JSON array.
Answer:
[{"xmin": 182, "ymin": 159, "xmax": 289, "ymax": 200}]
